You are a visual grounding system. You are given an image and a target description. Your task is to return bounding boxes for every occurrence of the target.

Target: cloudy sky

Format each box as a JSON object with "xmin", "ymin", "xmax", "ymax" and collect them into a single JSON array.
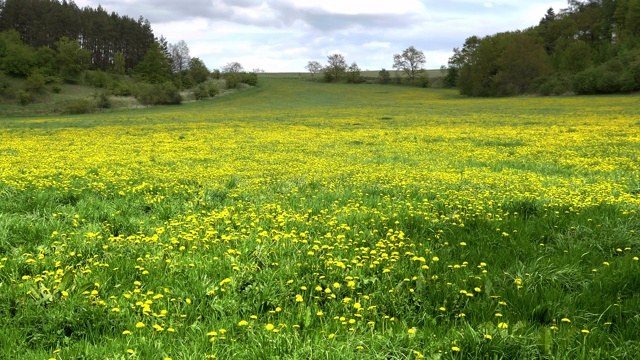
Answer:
[{"xmin": 74, "ymin": 0, "xmax": 568, "ymax": 72}]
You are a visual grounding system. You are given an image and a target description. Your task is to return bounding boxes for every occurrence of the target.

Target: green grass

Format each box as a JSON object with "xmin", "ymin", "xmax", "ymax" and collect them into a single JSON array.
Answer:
[{"xmin": 0, "ymin": 78, "xmax": 639, "ymax": 359}]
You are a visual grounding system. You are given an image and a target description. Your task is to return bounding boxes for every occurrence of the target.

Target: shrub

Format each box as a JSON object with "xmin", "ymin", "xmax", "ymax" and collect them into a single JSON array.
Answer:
[
  {"xmin": 208, "ymin": 83, "xmax": 220, "ymax": 97},
  {"xmin": 18, "ymin": 90, "xmax": 33, "ymax": 105},
  {"xmin": 63, "ymin": 99, "xmax": 94, "ymax": 114},
  {"xmin": 193, "ymin": 84, "xmax": 209, "ymax": 100},
  {"xmin": 378, "ymin": 69, "xmax": 391, "ymax": 84},
  {"xmin": 94, "ymin": 91, "xmax": 111, "ymax": 109},
  {"xmin": 572, "ymin": 68, "xmax": 598, "ymax": 94},
  {"xmin": 595, "ymin": 70, "xmax": 621, "ymax": 93},
  {"xmin": 241, "ymin": 72, "xmax": 258, "ymax": 86},
  {"xmin": 136, "ymin": 82, "xmax": 182, "ymax": 105},
  {"xmin": 24, "ymin": 72, "xmax": 47, "ymax": 94},
  {"xmin": 86, "ymin": 70, "xmax": 111, "ymax": 88},
  {"xmin": 414, "ymin": 73, "xmax": 430, "ymax": 88},
  {"xmin": 225, "ymin": 73, "xmax": 242, "ymax": 89},
  {"xmin": 51, "ymin": 85, "xmax": 62, "ymax": 94},
  {"xmin": 109, "ymin": 80, "xmax": 135, "ymax": 97}
]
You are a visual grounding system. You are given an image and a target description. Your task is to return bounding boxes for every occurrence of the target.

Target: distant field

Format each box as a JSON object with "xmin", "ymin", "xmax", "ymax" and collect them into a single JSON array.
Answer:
[{"xmin": 1, "ymin": 78, "xmax": 639, "ymax": 359}]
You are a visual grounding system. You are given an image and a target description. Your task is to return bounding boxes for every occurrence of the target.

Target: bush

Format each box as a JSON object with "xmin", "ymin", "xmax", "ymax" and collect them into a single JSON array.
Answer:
[
  {"xmin": 595, "ymin": 70, "xmax": 621, "ymax": 93},
  {"xmin": 24, "ymin": 72, "xmax": 47, "ymax": 94},
  {"xmin": 18, "ymin": 90, "xmax": 33, "ymax": 105},
  {"xmin": 378, "ymin": 69, "xmax": 391, "ymax": 84},
  {"xmin": 242, "ymin": 72, "xmax": 258, "ymax": 86},
  {"xmin": 94, "ymin": 91, "xmax": 111, "ymax": 109},
  {"xmin": 51, "ymin": 85, "xmax": 62, "ymax": 94},
  {"xmin": 572, "ymin": 68, "xmax": 598, "ymax": 94},
  {"xmin": 413, "ymin": 73, "xmax": 430, "ymax": 88},
  {"xmin": 193, "ymin": 84, "xmax": 209, "ymax": 100},
  {"xmin": 86, "ymin": 70, "xmax": 111, "ymax": 88},
  {"xmin": 0, "ymin": 74, "xmax": 13, "ymax": 97},
  {"xmin": 136, "ymin": 82, "xmax": 182, "ymax": 105},
  {"xmin": 109, "ymin": 80, "xmax": 135, "ymax": 97},
  {"xmin": 225, "ymin": 73, "xmax": 242, "ymax": 89},
  {"xmin": 63, "ymin": 99, "xmax": 94, "ymax": 114},
  {"xmin": 208, "ymin": 83, "xmax": 220, "ymax": 97}
]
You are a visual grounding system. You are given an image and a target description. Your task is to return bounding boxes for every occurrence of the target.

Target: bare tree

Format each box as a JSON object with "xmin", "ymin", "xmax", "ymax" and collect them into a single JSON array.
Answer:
[
  {"xmin": 393, "ymin": 46, "xmax": 426, "ymax": 80},
  {"xmin": 305, "ymin": 60, "xmax": 323, "ymax": 77},
  {"xmin": 324, "ymin": 54, "xmax": 347, "ymax": 81},
  {"xmin": 168, "ymin": 40, "xmax": 191, "ymax": 73},
  {"xmin": 222, "ymin": 61, "xmax": 244, "ymax": 73}
]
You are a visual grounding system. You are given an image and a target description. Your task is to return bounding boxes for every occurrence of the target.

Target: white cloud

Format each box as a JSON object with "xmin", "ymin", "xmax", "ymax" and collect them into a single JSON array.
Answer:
[{"xmin": 76, "ymin": 0, "xmax": 571, "ymax": 71}]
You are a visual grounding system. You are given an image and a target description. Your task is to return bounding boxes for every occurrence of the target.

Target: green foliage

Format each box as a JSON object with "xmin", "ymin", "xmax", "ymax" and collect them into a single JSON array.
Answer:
[
  {"xmin": 17, "ymin": 90, "xmax": 33, "ymax": 105},
  {"xmin": 188, "ymin": 57, "xmax": 210, "ymax": 84},
  {"xmin": 55, "ymin": 37, "xmax": 91, "ymax": 83},
  {"xmin": 135, "ymin": 42, "xmax": 172, "ymax": 84},
  {"xmin": 193, "ymin": 83, "xmax": 209, "ymax": 100},
  {"xmin": 94, "ymin": 91, "xmax": 111, "ymax": 109},
  {"xmin": 378, "ymin": 69, "xmax": 391, "ymax": 84},
  {"xmin": 345, "ymin": 62, "xmax": 364, "ymax": 84},
  {"xmin": 24, "ymin": 72, "xmax": 46, "ymax": 94},
  {"xmin": 135, "ymin": 82, "xmax": 182, "ymax": 105},
  {"xmin": 108, "ymin": 77, "xmax": 135, "ymax": 97},
  {"xmin": 452, "ymin": 1, "xmax": 640, "ymax": 96},
  {"xmin": 1, "ymin": 38, "xmax": 36, "ymax": 77},
  {"xmin": 86, "ymin": 70, "xmax": 111, "ymax": 88},
  {"xmin": 208, "ymin": 82, "xmax": 220, "ymax": 97},
  {"xmin": 34, "ymin": 46, "xmax": 58, "ymax": 76},
  {"xmin": 112, "ymin": 53, "xmax": 126, "ymax": 76},
  {"xmin": 62, "ymin": 99, "xmax": 95, "ymax": 114}
]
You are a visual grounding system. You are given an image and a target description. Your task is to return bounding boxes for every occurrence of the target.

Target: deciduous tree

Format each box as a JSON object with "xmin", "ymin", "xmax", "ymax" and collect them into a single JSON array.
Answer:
[
  {"xmin": 324, "ymin": 54, "xmax": 346, "ymax": 81},
  {"xmin": 393, "ymin": 46, "xmax": 426, "ymax": 80}
]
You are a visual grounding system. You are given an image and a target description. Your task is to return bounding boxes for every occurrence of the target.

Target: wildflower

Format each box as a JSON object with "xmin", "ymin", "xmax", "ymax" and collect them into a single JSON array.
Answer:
[
  {"xmin": 122, "ymin": 330, "xmax": 132, "ymax": 335},
  {"xmin": 498, "ymin": 322, "xmax": 508, "ymax": 329},
  {"xmin": 265, "ymin": 323, "xmax": 275, "ymax": 331},
  {"xmin": 126, "ymin": 349, "xmax": 135, "ymax": 355},
  {"xmin": 135, "ymin": 322, "xmax": 145, "ymax": 328},
  {"xmin": 408, "ymin": 328, "xmax": 416, "ymax": 334},
  {"xmin": 561, "ymin": 318, "xmax": 571, "ymax": 323},
  {"xmin": 451, "ymin": 346, "xmax": 460, "ymax": 352},
  {"xmin": 238, "ymin": 320, "xmax": 249, "ymax": 326},
  {"xmin": 484, "ymin": 334, "xmax": 492, "ymax": 340},
  {"xmin": 581, "ymin": 329, "xmax": 590, "ymax": 334}
]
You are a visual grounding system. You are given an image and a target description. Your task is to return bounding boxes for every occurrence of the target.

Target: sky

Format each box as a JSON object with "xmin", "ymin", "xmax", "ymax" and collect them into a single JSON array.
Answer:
[{"xmin": 74, "ymin": 0, "xmax": 568, "ymax": 72}]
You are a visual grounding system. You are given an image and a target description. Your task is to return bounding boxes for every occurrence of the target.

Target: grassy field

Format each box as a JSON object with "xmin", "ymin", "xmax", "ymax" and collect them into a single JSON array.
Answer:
[{"xmin": 1, "ymin": 78, "xmax": 639, "ymax": 359}]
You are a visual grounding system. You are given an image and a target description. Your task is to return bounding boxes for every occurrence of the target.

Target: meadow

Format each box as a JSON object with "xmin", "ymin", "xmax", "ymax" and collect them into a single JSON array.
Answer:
[{"xmin": 0, "ymin": 78, "xmax": 639, "ymax": 359}]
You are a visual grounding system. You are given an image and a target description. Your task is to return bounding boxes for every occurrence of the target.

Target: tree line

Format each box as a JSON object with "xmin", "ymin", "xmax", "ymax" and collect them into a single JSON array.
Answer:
[
  {"xmin": 0, "ymin": 0, "xmax": 155, "ymax": 71},
  {"xmin": 305, "ymin": 46, "xmax": 431, "ymax": 87},
  {"xmin": 0, "ymin": 0, "xmax": 258, "ymax": 111},
  {"xmin": 445, "ymin": 0, "xmax": 640, "ymax": 96}
]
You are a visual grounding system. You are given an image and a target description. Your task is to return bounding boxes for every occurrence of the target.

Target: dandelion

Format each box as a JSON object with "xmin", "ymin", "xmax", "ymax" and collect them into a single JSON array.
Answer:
[
  {"xmin": 484, "ymin": 334, "xmax": 492, "ymax": 340},
  {"xmin": 122, "ymin": 330, "xmax": 132, "ymax": 335},
  {"xmin": 581, "ymin": 329, "xmax": 590, "ymax": 334},
  {"xmin": 265, "ymin": 323, "xmax": 275, "ymax": 331},
  {"xmin": 498, "ymin": 322, "xmax": 508, "ymax": 329},
  {"xmin": 451, "ymin": 346, "xmax": 460, "ymax": 352},
  {"xmin": 408, "ymin": 328, "xmax": 416, "ymax": 334},
  {"xmin": 135, "ymin": 322, "xmax": 145, "ymax": 328},
  {"xmin": 238, "ymin": 320, "xmax": 249, "ymax": 326},
  {"xmin": 126, "ymin": 349, "xmax": 135, "ymax": 355},
  {"xmin": 561, "ymin": 318, "xmax": 571, "ymax": 323}
]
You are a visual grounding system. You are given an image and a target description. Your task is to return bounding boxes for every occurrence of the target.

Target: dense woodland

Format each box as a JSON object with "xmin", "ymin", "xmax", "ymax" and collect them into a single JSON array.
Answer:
[
  {"xmin": 0, "ymin": 0, "xmax": 257, "ymax": 111},
  {"xmin": 0, "ymin": 0, "xmax": 155, "ymax": 71},
  {"xmin": 446, "ymin": 0, "xmax": 640, "ymax": 96}
]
